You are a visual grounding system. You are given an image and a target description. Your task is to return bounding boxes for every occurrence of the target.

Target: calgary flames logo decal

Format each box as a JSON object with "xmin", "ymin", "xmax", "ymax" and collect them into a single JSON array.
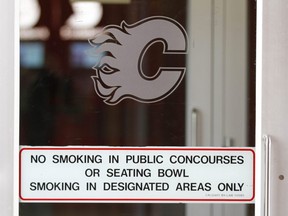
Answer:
[{"xmin": 89, "ymin": 16, "xmax": 188, "ymax": 105}]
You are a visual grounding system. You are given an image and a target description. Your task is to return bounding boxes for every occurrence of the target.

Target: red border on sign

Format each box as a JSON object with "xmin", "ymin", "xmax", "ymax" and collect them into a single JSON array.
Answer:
[{"xmin": 19, "ymin": 147, "xmax": 255, "ymax": 202}]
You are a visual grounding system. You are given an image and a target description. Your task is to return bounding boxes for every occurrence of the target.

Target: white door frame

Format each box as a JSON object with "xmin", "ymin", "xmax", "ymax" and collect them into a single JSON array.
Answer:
[
  {"xmin": 1, "ymin": 0, "xmax": 287, "ymax": 215},
  {"xmin": 0, "ymin": 0, "xmax": 19, "ymax": 215},
  {"xmin": 255, "ymin": 0, "xmax": 288, "ymax": 216}
]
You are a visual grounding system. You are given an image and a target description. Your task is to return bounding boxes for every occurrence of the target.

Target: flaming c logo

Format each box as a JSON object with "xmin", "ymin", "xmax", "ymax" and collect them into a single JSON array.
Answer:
[{"xmin": 89, "ymin": 16, "xmax": 188, "ymax": 105}]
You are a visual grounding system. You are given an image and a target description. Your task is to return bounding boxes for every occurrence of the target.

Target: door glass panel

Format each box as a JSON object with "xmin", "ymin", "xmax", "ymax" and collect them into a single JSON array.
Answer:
[{"xmin": 19, "ymin": 0, "xmax": 256, "ymax": 215}]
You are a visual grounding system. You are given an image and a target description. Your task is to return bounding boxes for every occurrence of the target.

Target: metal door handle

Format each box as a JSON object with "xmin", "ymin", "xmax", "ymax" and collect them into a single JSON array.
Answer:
[
  {"xmin": 192, "ymin": 108, "xmax": 198, "ymax": 146},
  {"xmin": 263, "ymin": 135, "xmax": 271, "ymax": 216}
]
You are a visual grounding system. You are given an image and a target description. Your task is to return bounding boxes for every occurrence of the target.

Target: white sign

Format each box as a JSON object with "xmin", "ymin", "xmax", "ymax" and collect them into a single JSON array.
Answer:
[{"xmin": 20, "ymin": 147, "xmax": 255, "ymax": 203}]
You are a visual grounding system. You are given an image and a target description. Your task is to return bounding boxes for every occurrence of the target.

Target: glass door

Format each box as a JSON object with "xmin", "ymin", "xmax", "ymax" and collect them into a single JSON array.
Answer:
[{"xmin": 19, "ymin": 0, "xmax": 256, "ymax": 216}]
